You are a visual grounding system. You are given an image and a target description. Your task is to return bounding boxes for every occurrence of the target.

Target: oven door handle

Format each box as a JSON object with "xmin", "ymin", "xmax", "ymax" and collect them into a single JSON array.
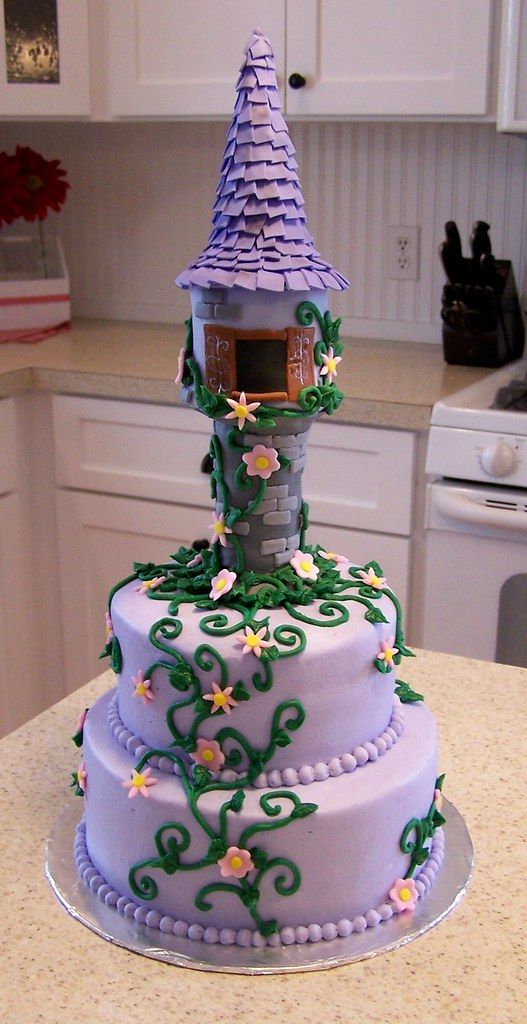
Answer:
[{"xmin": 434, "ymin": 487, "xmax": 527, "ymax": 533}]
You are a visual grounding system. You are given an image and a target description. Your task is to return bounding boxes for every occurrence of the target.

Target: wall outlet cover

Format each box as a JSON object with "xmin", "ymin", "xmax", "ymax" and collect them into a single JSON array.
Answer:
[{"xmin": 387, "ymin": 225, "xmax": 420, "ymax": 281}]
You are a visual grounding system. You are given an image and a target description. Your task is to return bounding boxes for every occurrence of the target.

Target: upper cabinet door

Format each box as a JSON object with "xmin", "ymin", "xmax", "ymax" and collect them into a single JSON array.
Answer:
[
  {"xmin": 498, "ymin": 0, "xmax": 527, "ymax": 131},
  {"xmin": 285, "ymin": 0, "xmax": 493, "ymax": 117},
  {"xmin": 0, "ymin": 0, "xmax": 89, "ymax": 116},
  {"xmin": 107, "ymin": 0, "xmax": 286, "ymax": 117}
]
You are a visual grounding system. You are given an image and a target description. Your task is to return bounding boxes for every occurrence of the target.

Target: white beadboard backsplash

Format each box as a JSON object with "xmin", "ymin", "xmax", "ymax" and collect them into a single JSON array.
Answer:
[{"xmin": 3, "ymin": 120, "xmax": 526, "ymax": 342}]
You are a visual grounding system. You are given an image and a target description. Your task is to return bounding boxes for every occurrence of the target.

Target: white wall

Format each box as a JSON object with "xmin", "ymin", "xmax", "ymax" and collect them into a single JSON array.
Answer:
[{"xmin": 2, "ymin": 120, "xmax": 526, "ymax": 341}]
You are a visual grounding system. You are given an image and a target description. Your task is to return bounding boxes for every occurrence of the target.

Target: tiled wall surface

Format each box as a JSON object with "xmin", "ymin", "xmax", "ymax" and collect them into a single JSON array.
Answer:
[{"xmin": 2, "ymin": 120, "xmax": 526, "ymax": 341}]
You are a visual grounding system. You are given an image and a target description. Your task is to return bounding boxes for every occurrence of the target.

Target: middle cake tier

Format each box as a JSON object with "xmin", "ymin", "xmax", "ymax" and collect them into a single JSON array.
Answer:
[{"xmin": 109, "ymin": 568, "xmax": 400, "ymax": 777}]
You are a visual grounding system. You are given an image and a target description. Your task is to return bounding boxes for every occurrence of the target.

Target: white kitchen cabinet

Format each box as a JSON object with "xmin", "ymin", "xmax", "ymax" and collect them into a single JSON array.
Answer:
[
  {"xmin": 106, "ymin": 0, "xmax": 286, "ymax": 117},
  {"xmin": 0, "ymin": 0, "xmax": 89, "ymax": 117},
  {"xmin": 55, "ymin": 489, "xmax": 212, "ymax": 693},
  {"xmin": 286, "ymin": 0, "xmax": 492, "ymax": 117},
  {"xmin": 104, "ymin": 0, "xmax": 492, "ymax": 119},
  {"xmin": 498, "ymin": 0, "xmax": 527, "ymax": 131}
]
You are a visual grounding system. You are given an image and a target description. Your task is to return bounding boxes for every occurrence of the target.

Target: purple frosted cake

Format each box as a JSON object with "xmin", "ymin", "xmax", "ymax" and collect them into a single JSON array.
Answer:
[{"xmin": 71, "ymin": 29, "xmax": 446, "ymax": 949}]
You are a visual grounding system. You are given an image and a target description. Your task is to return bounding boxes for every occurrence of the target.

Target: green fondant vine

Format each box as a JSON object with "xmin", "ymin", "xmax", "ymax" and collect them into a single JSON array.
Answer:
[{"xmin": 400, "ymin": 775, "xmax": 446, "ymax": 878}]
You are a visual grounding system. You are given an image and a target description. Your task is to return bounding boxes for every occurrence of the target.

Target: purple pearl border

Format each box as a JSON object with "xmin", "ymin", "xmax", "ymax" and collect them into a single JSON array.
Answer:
[
  {"xmin": 74, "ymin": 822, "xmax": 444, "ymax": 948},
  {"xmin": 107, "ymin": 692, "xmax": 404, "ymax": 788}
]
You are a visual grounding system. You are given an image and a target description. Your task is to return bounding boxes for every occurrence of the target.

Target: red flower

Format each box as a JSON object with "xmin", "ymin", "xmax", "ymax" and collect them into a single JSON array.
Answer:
[
  {"xmin": 0, "ymin": 151, "xmax": 27, "ymax": 227},
  {"xmin": 13, "ymin": 146, "xmax": 69, "ymax": 222}
]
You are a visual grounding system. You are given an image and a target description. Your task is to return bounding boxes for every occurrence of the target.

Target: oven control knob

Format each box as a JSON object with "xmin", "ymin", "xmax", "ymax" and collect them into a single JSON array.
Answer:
[{"xmin": 479, "ymin": 442, "xmax": 516, "ymax": 477}]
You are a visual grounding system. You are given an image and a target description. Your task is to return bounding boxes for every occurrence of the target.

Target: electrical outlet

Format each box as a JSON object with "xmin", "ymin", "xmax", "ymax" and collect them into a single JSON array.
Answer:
[{"xmin": 387, "ymin": 225, "xmax": 420, "ymax": 281}]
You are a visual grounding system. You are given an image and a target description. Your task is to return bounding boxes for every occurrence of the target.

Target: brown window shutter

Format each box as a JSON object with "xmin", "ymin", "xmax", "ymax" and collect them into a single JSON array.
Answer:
[
  {"xmin": 285, "ymin": 327, "xmax": 316, "ymax": 401},
  {"xmin": 203, "ymin": 325, "xmax": 237, "ymax": 394}
]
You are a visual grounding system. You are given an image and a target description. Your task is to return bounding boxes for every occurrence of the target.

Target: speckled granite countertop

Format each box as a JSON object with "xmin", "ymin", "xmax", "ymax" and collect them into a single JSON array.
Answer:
[
  {"xmin": 0, "ymin": 319, "xmax": 492, "ymax": 429},
  {"xmin": 1, "ymin": 649, "xmax": 525, "ymax": 1024}
]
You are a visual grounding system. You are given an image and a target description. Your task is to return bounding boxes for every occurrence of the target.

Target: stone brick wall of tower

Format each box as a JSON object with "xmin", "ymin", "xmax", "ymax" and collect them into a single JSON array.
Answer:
[{"xmin": 213, "ymin": 418, "xmax": 312, "ymax": 573}]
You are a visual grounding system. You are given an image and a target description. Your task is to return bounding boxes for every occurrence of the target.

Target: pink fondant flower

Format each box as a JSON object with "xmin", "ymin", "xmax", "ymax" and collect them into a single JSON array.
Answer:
[
  {"xmin": 190, "ymin": 738, "xmax": 225, "ymax": 772},
  {"xmin": 187, "ymin": 552, "xmax": 202, "ymax": 568},
  {"xmin": 122, "ymin": 766, "xmax": 157, "ymax": 799},
  {"xmin": 434, "ymin": 788, "xmax": 444, "ymax": 812},
  {"xmin": 203, "ymin": 681, "xmax": 237, "ymax": 715},
  {"xmin": 236, "ymin": 625, "xmax": 270, "ymax": 658},
  {"xmin": 319, "ymin": 346, "xmax": 342, "ymax": 384},
  {"xmin": 133, "ymin": 670, "xmax": 154, "ymax": 705},
  {"xmin": 174, "ymin": 346, "xmax": 186, "ymax": 386},
  {"xmin": 242, "ymin": 444, "xmax": 280, "ymax": 480},
  {"xmin": 378, "ymin": 636, "xmax": 399, "ymax": 669},
  {"xmin": 210, "ymin": 568, "xmax": 237, "ymax": 601},
  {"xmin": 217, "ymin": 846, "xmax": 254, "ymax": 879},
  {"xmin": 319, "ymin": 550, "xmax": 349, "ymax": 564},
  {"xmin": 357, "ymin": 566, "xmax": 387, "ymax": 589},
  {"xmin": 104, "ymin": 611, "xmax": 114, "ymax": 640},
  {"xmin": 290, "ymin": 550, "xmax": 319, "ymax": 581},
  {"xmin": 209, "ymin": 511, "xmax": 232, "ymax": 548},
  {"xmin": 134, "ymin": 576, "xmax": 164, "ymax": 594},
  {"xmin": 389, "ymin": 877, "xmax": 419, "ymax": 913},
  {"xmin": 76, "ymin": 762, "xmax": 87, "ymax": 794},
  {"xmin": 224, "ymin": 391, "xmax": 261, "ymax": 430}
]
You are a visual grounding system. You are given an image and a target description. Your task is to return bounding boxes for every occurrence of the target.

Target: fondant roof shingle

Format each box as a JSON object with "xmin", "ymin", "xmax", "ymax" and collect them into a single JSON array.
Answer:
[{"xmin": 176, "ymin": 29, "xmax": 349, "ymax": 293}]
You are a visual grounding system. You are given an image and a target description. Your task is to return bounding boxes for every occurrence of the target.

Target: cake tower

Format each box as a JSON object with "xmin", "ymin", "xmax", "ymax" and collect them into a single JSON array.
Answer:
[{"xmin": 72, "ymin": 30, "xmax": 446, "ymax": 951}]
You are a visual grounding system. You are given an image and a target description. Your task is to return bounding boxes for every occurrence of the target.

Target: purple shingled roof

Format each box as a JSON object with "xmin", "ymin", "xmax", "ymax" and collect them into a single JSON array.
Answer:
[{"xmin": 176, "ymin": 29, "xmax": 349, "ymax": 293}]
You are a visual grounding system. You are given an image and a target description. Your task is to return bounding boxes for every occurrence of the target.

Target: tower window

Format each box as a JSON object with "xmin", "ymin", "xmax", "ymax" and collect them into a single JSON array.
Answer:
[{"xmin": 203, "ymin": 325, "xmax": 316, "ymax": 402}]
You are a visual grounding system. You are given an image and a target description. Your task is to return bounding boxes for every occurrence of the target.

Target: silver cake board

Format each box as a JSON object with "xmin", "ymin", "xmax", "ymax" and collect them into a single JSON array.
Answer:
[{"xmin": 45, "ymin": 799, "xmax": 473, "ymax": 975}]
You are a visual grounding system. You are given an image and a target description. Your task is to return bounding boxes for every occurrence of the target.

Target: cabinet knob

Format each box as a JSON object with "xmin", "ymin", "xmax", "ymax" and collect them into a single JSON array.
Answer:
[{"xmin": 288, "ymin": 72, "xmax": 306, "ymax": 90}]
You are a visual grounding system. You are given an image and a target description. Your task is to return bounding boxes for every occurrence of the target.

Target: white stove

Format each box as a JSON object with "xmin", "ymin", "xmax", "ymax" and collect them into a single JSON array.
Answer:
[
  {"xmin": 423, "ymin": 356, "xmax": 527, "ymax": 667},
  {"xmin": 426, "ymin": 357, "xmax": 527, "ymax": 488}
]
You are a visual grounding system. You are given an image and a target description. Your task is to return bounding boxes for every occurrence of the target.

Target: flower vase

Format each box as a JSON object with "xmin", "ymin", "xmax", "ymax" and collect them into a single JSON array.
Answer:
[{"xmin": 0, "ymin": 223, "xmax": 70, "ymax": 343}]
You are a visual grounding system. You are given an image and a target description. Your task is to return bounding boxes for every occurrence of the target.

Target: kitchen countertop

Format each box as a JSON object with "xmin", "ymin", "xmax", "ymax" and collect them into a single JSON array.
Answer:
[
  {"xmin": 1, "ymin": 649, "xmax": 525, "ymax": 1024},
  {"xmin": 0, "ymin": 319, "xmax": 493, "ymax": 429}
]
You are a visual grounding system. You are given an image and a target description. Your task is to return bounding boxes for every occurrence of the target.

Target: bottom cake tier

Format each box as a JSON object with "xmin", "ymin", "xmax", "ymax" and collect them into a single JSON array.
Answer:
[{"xmin": 77, "ymin": 690, "xmax": 445, "ymax": 946}]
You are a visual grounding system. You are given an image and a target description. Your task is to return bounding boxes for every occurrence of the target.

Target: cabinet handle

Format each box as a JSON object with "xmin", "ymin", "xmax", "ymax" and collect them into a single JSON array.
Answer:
[{"xmin": 288, "ymin": 72, "xmax": 306, "ymax": 90}]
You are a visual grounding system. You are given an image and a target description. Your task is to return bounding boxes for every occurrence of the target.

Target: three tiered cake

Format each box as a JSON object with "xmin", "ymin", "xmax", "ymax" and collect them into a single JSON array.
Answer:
[{"xmin": 72, "ymin": 29, "xmax": 445, "ymax": 950}]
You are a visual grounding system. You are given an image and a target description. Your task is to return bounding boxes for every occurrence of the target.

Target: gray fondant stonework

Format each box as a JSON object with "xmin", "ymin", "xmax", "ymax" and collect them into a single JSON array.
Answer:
[{"xmin": 214, "ymin": 417, "xmax": 312, "ymax": 571}]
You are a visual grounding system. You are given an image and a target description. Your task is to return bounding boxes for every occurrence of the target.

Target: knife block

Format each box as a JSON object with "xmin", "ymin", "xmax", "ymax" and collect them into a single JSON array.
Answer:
[{"xmin": 441, "ymin": 261, "xmax": 525, "ymax": 368}]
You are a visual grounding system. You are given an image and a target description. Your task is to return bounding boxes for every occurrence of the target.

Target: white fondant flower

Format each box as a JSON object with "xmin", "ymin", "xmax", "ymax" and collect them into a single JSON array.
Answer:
[
  {"xmin": 187, "ymin": 552, "xmax": 203, "ymax": 568},
  {"xmin": 236, "ymin": 625, "xmax": 270, "ymax": 658},
  {"xmin": 378, "ymin": 636, "xmax": 399, "ymax": 669},
  {"xmin": 357, "ymin": 566, "xmax": 387, "ymax": 589},
  {"xmin": 242, "ymin": 444, "xmax": 280, "ymax": 480},
  {"xmin": 203, "ymin": 681, "xmax": 237, "ymax": 715},
  {"xmin": 134, "ymin": 576, "xmax": 164, "ymax": 594},
  {"xmin": 434, "ymin": 788, "xmax": 444, "ymax": 812},
  {"xmin": 76, "ymin": 762, "xmax": 87, "ymax": 793},
  {"xmin": 209, "ymin": 568, "xmax": 237, "ymax": 601},
  {"xmin": 133, "ymin": 670, "xmax": 154, "ymax": 705},
  {"xmin": 224, "ymin": 391, "xmax": 261, "ymax": 430},
  {"xmin": 174, "ymin": 347, "xmax": 186, "ymax": 386},
  {"xmin": 122, "ymin": 767, "xmax": 157, "ymax": 799},
  {"xmin": 217, "ymin": 846, "xmax": 254, "ymax": 879},
  {"xmin": 319, "ymin": 550, "xmax": 349, "ymax": 564},
  {"xmin": 319, "ymin": 347, "xmax": 342, "ymax": 384},
  {"xmin": 104, "ymin": 611, "xmax": 114, "ymax": 640},
  {"xmin": 209, "ymin": 511, "xmax": 232, "ymax": 548},
  {"xmin": 290, "ymin": 550, "xmax": 319, "ymax": 581}
]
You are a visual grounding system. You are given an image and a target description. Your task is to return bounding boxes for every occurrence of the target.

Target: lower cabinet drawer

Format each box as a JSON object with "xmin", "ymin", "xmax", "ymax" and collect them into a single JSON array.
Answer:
[{"xmin": 52, "ymin": 395, "xmax": 212, "ymax": 506}]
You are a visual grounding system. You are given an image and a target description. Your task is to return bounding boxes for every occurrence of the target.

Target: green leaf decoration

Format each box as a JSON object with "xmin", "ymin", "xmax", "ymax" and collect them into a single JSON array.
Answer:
[
  {"xmin": 232, "ymin": 681, "xmax": 251, "ymax": 702},
  {"xmin": 251, "ymin": 847, "xmax": 268, "ymax": 870},
  {"xmin": 110, "ymin": 637, "xmax": 123, "ymax": 674},
  {"xmin": 365, "ymin": 607, "xmax": 389, "ymax": 625},
  {"xmin": 374, "ymin": 658, "xmax": 392, "ymax": 674},
  {"xmin": 259, "ymin": 918, "xmax": 279, "ymax": 937},
  {"xmin": 240, "ymin": 887, "xmax": 260, "ymax": 912},
  {"xmin": 207, "ymin": 837, "xmax": 228, "ymax": 861},
  {"xmin": 291, "ymin": 803, "xmax": 318, "ymax": 820},
  {"xmin": 229, "ymin": 789, "xmax": 246, "ymax": 812},
  {"xmin": 192, "ymin": 765, "xmax": 212, "ymax": 789},
  {"xmin": 133, "ymin": 561, "xmax": 156, "ymax": 575},
  {"xmin": 274, "ymin": 731, "xmax": 292, "ymax": 748},
  {"xmin": 395, "ymin": 680, "xmax": 424, "ymax": 703}
]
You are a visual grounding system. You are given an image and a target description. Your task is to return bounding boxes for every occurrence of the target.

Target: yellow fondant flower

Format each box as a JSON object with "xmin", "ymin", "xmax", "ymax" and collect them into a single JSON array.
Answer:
[
  {"xmin": 224, "ymin": 391, "xmax": 261, "ymax": 430},
  {"xmin": 319, "ymin": 346, "xmax": 342, "ymax": 384},
  {"xmin": 209, "ymin": 511, "xmax": 232, "ymax": 548},
  {"xmin": 203, "ymin": 681, "xmax": 237, "ymax": 715},
  {"xmin": 132, "ymin": 670, "xmax": 154, "ymax": 705},
  {"xmin": 357, "ymin": 566, "xmax": 387, "ymax": 589},
  {"xmin": 122, "ymin": 767, "xmax": 157, "ymax": 799},
  {"xmin": 134, "ymin": 576, "xmax": 164, "ymax": 594},
  {"xmin": 290, "ymin": 549, "xmax": 319, "ymax": 581},
  {"xmin": 236, "ymin": 625, "xmax": 270, "ymax": 658},
  {"xmin": 378, "ymin": 636, "xmax": 399, "ymax": 669},
  {"xmin": 319, "ymin": 550, "xmax": 349, "ymax": 564}
]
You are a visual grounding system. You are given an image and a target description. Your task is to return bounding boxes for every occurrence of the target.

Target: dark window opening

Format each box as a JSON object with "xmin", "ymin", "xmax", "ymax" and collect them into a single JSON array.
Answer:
[{"xmin": 235, "ymin": 338, "xmax": 288, "ymax": 396}]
